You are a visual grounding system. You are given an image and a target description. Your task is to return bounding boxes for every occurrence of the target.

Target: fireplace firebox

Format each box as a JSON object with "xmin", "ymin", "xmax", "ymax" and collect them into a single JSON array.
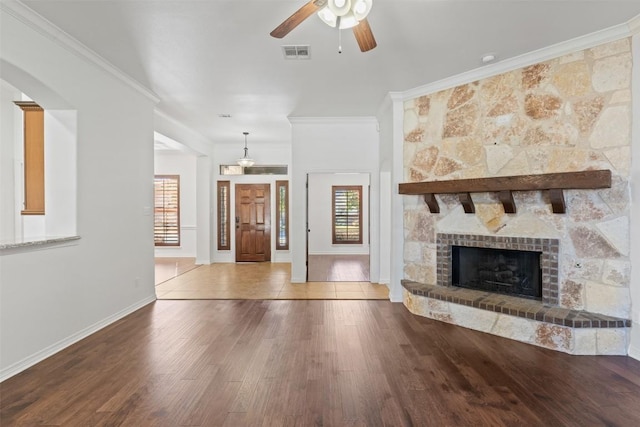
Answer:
[
  {"xmin": 452, "ymin": 246, "xmax": 542, "ymax": 300},
  {"xmin": 437, "ymin": 234, "xmax": 559, "ymax": 305}
]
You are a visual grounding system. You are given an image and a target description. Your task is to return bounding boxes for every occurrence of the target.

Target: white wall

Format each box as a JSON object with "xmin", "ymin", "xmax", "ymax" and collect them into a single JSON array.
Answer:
[
  {"xmin": 212, "ymin": 141, "xmax": 291, "ymax": 263},
  {"xmin": 154, "ymin": 151, "xmax": 197, "ymax": 257},
  {"xmin": 629, "ymin": 28, "xmax": 640, "ymax": 361},
  {"xmin": 43, "ymin": 110, "xmax": 77, "ymax": 237},
  {"xmin": 0, "ymin": 4, "xmax": 157, "ymax": 380},
  {"xmin": 290, "ymin": 118, "xmax": 380, "ymax": 283},
  {"xmin": 308, "ymin": 173, "xmax": 370, "ymax": 255}
]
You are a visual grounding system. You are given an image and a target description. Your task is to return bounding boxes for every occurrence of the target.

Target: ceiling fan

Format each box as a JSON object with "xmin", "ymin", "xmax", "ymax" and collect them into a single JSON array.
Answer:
[{"xmin": 270, "ymin": 0, "xmax": 377, "ymax": 53}]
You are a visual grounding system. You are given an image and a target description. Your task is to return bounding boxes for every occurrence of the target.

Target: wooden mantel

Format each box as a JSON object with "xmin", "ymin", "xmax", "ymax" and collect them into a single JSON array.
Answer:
[{"xmin": 398, "ymin": 170, "xmax": 612, "ymax": 214}]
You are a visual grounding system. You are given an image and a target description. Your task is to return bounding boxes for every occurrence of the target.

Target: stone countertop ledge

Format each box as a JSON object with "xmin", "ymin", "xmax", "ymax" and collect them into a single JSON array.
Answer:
[{"xmin": 0, "ymin": 235, "xmax": 81, "ymax": 250}]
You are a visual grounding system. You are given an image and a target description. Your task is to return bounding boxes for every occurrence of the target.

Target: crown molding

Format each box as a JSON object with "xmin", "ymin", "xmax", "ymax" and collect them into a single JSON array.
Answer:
[
  {"xmin": 402, "ymin": 20, "xmax": 632, "ymax": 101},
  {"xmin": 288, "ymin": 116, "xmax": 378, "ymax": 125},
  {"xmin": 628, "ymin": 13, "xmax": 640, "ymax": 35},
  {"xmin": 376, "ymin": 91, "xmax": 403, "ymax": 119},
  {"xmin": 1, "ymin": 1, "xmax": 160, "ymax": 104}
]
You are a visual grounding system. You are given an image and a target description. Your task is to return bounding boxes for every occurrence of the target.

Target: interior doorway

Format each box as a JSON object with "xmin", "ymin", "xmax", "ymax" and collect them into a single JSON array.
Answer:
[
  {"xmin": 235, "ymin": 183, "xmax": 271, "ymax": 262},
  {"xmin": 307, "ymin": 173, "xmax": 370, "ymax": 282}
]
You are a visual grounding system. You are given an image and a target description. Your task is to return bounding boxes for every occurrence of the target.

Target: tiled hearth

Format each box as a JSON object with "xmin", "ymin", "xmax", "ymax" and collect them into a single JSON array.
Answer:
[{"xmin": 402, "ymin": 281, "xmax": 630, "ymax": 329}]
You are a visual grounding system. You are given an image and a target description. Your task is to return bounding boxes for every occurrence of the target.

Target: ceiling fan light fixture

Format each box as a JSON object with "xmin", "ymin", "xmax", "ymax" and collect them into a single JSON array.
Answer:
[
  {"xmin": 318, "ymin": 8, "xmax": 358, "ymax": 29},
  {"xmin": 318, "ymin": 7, "xmax": 338, "ymax": 27},
  {"xmin": 338, "ymin": 11, "xmax": 358, "ymax": 29},
  {"xmin": 237, "ymin": 131, "xmax": 255, "ymax": 167},
  {"xmin": 352, "ymin": 0, "xmax": 372, "ymax": 20},
  {"xmin": 328, "ymin": 0, "xmax": 352, "ymax": 17}
]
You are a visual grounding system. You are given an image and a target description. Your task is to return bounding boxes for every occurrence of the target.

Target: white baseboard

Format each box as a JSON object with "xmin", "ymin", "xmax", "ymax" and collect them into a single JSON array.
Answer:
[
  {"xmin": 629, "ymin": 344, "xmax": 640, "ymax": 361},
  {"xmin": 389, "ymin": 288, "xmax": 404, "ymax": 303},
  {"xmin": 629, "ymin": 320, "xmax": 640, "ymax": 361},
  {"xmin": 308, "ymin": 252, "xmax": 370, "ymax": 256},
  {"xmin": 0, "ymin": 295, "xmax": 157, "ymax": 383},
  {"xmin": 291, "ymin": 275, "xmax": 307, "ymax": 283}
]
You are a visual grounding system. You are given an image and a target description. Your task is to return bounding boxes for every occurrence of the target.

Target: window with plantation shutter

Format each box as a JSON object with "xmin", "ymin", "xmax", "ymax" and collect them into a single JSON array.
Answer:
[
  {"xmin": 154, "ymin": 175, "xmax": 180, "ymax": 246},
  {"xmin": 332, "ymin": 185, "xmax": 362, "ymax": 244}
]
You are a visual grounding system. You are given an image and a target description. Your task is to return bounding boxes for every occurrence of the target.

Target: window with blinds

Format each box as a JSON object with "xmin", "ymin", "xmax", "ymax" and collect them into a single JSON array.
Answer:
[
  {"xmin": 332, "ymin": 185, "xmax": 362, "ymax": 244},
  {"xmin": 154, "ymin": 175, "xmax": 180, "ymax": 246}
]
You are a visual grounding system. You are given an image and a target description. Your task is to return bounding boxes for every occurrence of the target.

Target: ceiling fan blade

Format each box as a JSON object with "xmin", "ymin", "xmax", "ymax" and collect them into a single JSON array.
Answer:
[
  {"xmin": 270, "ymin": 0, "xmax": 326, "ymax": 39},
  {"xmin": 353, "ymin": 18, "xmax": 377, "ymax": 52}
]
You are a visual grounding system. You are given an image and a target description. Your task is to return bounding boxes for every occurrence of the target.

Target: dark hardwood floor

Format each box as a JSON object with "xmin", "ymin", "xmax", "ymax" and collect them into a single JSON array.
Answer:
[{"xmin": 2, "ymin": 300, "xmax": 640, "ymax": 426}]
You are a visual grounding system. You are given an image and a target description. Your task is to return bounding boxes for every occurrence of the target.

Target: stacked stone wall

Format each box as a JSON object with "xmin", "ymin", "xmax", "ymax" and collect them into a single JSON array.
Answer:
[{"xmin": 403, "ymin": 38, "xmax": 632, "ymax": 319}]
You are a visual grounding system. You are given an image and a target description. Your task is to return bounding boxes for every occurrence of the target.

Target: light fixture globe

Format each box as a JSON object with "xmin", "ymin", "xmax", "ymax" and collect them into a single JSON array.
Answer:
[
  {"xmin": 237, "ymin": 157, "xmax": 255, "ymax": 167},
  {"xmin": 327, "ymin": 0, "xmax": 351, "ymax": 17},
  {"xmin": 317, "ymin": 7, "xmax": 338, "ymax": 27},
  {"xmin": 337, "ymin": 11, "xmax": 357, "ymax": 29},
  {"xmin": 352, "ymin": 0, "xmax": 372, "ymax": 21},
  {"xmin": 237, "ymin": 131, "xmax": 255, "ymax": 167}
]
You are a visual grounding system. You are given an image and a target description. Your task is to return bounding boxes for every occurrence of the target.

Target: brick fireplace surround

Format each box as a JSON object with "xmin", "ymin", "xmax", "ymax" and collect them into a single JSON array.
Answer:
[{"xmin": 436, "ymin": 234, "xmax": 559, "ymax": 305}]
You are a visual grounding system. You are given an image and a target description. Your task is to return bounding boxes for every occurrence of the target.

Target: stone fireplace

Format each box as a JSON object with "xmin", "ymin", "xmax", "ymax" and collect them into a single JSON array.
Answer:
[{"xmin": 400, "ymin": 38, "xmax": 633, "ymax": 355}]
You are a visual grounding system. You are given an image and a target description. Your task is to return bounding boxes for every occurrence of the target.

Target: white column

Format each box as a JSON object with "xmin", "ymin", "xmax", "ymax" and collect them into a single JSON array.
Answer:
[
  {"xmin": 0, "ymin": 82, "xmax": 19, "ymax": 240},
  {"xmin": 389, "ymin": 93, "xmax": 405, "ymax": 302},
  {"xmin": 628, "ymin": 20, "xmax": 640, "ymax": 360},
  {"xmin": 195, "ymin": 155, "xmax": 212, "ymax": 265}
]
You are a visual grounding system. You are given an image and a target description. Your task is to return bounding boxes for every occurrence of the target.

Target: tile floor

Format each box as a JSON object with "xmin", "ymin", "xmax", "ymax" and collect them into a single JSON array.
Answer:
[
  {"xmin": 307, "ymin": 254, "xmax": 370, "ymax": 282},
  {"xmin": 155, "ymin": 257, "xmax": 201, "ymax": 285},
  {"xmin": 155, "ymin": 262, "xmax": 389, "ymax": 300}
]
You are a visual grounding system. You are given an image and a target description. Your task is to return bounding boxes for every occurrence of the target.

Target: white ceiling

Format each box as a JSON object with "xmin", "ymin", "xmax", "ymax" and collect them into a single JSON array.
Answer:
[{"xmin": 21, "ymin": 0, "xmax": 640, "ymax": 147}]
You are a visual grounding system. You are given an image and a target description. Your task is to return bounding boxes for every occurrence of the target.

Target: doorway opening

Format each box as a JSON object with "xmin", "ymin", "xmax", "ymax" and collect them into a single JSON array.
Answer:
[{"xmin": 307, "ymin": 173, "xmax": 370, "ymax": 282}]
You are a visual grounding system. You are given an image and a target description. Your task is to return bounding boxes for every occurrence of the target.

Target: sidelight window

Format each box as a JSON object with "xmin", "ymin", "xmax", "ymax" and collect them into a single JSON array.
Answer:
[
  {"xmin": 276, "ymin": 180, "xmax": 289, "ymax": 250},
  {"xmin": 217, "ymin": 181, "xmax": 231, "ymax": 250}
]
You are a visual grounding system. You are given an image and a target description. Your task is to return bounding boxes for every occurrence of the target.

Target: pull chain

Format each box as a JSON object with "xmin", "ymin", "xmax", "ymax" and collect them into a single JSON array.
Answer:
[{"xmin": 337, "ymin": 16, "xmax": 342, "ymax": 54}]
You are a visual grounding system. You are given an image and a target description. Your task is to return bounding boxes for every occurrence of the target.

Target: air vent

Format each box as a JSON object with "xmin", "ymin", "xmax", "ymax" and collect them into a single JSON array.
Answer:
[{"xmin": 282, "ymin": 45, "xmax": 310, "ymax": 60}]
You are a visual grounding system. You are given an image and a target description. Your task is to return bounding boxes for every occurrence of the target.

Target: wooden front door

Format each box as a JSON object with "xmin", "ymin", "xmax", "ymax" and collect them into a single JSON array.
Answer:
[{"xmin": 235, "ymin": 184, "xmax": 271, "ymax": 262}]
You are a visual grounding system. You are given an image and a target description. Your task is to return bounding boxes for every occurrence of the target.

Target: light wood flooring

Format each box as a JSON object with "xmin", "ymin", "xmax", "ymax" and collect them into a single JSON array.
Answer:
[
  {"xmin": 156, "ymin": 262, "xmax": 388, "ymax": 300},
  {"xmin": 307, "ymin": 254, "xmax": 369, "ymax": 282},
  {"xmin": 3, "ymin": 299, "xmax": 640, "ymax": 426}
]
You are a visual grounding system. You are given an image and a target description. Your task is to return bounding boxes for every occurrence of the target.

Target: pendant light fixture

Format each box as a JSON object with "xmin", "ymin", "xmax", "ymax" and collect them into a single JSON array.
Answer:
[{"xmin": 237, "ymin": 131, "xmax": 255, "ymax": 167}]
